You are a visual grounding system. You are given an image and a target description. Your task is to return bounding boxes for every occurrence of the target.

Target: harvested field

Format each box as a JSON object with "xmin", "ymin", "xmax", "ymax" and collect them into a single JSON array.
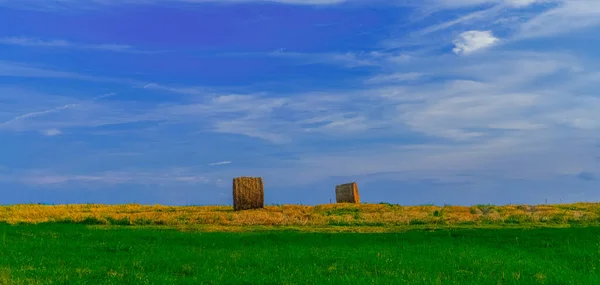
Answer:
[{"xmin": 1, "ymin": 203, "xmax": 599, "ymax": 231}]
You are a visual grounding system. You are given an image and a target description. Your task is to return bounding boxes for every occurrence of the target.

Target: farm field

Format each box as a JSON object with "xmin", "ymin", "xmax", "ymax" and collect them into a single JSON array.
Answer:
[
  {"xmin": 1, "ymin": 224, "xmax": 599, "ymax": 284},
  {"xmin": 1, "ymin": 203, "xmax": 600, "ymax": 284},
  {"xmin": 2, "ymin": 203, "xmax": 600, "ymax": 231}
]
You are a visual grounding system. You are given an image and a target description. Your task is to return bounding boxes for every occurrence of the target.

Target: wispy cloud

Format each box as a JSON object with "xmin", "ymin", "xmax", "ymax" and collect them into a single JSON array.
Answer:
[
  {"xmin": 410, "ymin": 0, "xmax": 600, "ymax": 49},
  {"xmin": 142, "ymin": 83, "xmax": 208, "ymax": 96},
  {"xmin": 429, "ymin": 0, "xmax": 551, "ymax": 9},
  {"xmin": 0, "ymin": 61, "xmax": 97, "ymax": 80},
  {"xmin": 364, "ymin": 72, "xmax": 425, "ymax": 84},
  {"xmin": 0, "ymin": 61, "xmax": 143, "ymax": 85},
  {"xmin": 382, "ymin": 0, "xmax": 572, "ymax": 57},
  {"xmin": 503, "ymin": 0, "xmax": 548, "ymax": 7},
  {"xmin": 2, "ymin": 45, "xmax": 594, "ymax": 148},
  {"xmin": 515, "ymin": 1, "xmax": 600, "ymax": 39},
  {"xmin": 209, "ymin": 161, "xmax": 232, "ymax": 166},
  {"xmin": 270, "ymin": 134, "xmax": 599, "ymax": 187},
  {"xmin": 267, "ymin": 50, "xmax": 381, "ymax": 68},
  {"xmin": 0, "ymin": 0, "xmax": 350, "ymax": 10},
  {"xmin": 0, "ymin": 37, "xmax": 148, "ymax": 53},
  {"xmin": 2, "ymin": 48, "xmax": 599, "ymax": 191},
  {"xmin": 0, "ymin": 0, "xmax": 556, "ymax": 11},
  {"xmin": 1, "ymin": 104, "xmax": 77, "ymax": 128},
  {"xmin": 577, "ymin": 171, "xmax": 596, "ymax": 181},
  {"xmin": 415, "ymin": 4, "xmax": 504, "ymax": 36},
  {"xmin": 212, "ymin": 116, "xmax": 291, "ymax": 143},
  {"xmin": 230, "ymin": 49, "xmax": 599, "ymax": 185},
  {"xmin": 92, "ymin": 93, "xmax": 117, "ymax": 101},
  {"xmin": 0, "ymin": 37, "xmax": 69, "ymax": 47},
  {"xmin": 42, "ymin": 128, "xmax": 62, "ymax": 136},
  {"xmin": 2, "ymin": 169, "xmax": 211, "ymax": 186},
  {"xmin": 0, "ymin": 87, "xmax": 164, "ymax": 134}
]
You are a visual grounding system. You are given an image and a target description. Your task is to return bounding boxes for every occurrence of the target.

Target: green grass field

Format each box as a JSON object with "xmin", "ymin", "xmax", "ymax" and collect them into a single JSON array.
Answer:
[{"xmin": 1, "ymin": 223, "xmax": 599, "ymax": 284}]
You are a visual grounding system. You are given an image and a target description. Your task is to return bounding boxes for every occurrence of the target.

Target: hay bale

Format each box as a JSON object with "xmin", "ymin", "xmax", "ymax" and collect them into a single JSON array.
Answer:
[
  {"xmin": 232, "ymin": 177, "xmax": 264, "ymax": 211},
  {"xmin": 335, "ymin": 182, "xmax": 360, "ymax": 204}
]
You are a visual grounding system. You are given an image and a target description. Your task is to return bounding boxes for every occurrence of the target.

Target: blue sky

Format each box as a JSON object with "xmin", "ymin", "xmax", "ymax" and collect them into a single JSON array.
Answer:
[{"xmin": 1, "ymin": 0, "xmax": 599, "ymax": 206}]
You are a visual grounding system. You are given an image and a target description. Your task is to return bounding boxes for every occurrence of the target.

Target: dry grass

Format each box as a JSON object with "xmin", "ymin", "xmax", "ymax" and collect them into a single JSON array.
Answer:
[
  {"xmin": 0, "ymin": 267, "xmax": 12, "ymax": 285},
  {"xmin": 1, "ymin": 203, "xmax": 599, "ymax": 231},
  {"xmin": 335, "ymin": 182, "xmax": 360, "ymax": 203},
  {"xmin": 232, "ymin": 177, "xmax": 264, "ymax": 211}
]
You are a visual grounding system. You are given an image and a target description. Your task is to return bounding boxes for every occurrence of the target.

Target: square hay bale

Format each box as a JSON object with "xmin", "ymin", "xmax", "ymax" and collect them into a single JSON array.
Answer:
[
  {"xmin": 232, "ymin": 177, "xmax": 264, "ymax": 211},
  {"xmin": 335, "ymin": 182, "xmax": 360, "ymax": 204}
]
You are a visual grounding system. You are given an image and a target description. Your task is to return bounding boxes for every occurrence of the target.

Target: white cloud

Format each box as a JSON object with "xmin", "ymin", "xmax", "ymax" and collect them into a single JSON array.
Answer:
[
  {"xmin": 452, "ymin": 30, "xmax": 500, "ymax": 55},
  {"xmin": 42, "ymin": 128, "xmax": 62, "ymax": 136}
]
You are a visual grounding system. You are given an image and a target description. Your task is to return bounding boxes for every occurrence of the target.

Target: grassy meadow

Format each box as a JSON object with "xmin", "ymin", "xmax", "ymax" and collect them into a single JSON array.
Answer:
[
  {"xmin": 1, "ymin": 203, "xmax": 600, "ymax": 284},
  {"xmin": 1, "ymin": 224, "xmax": 599, "ymax": 284}
]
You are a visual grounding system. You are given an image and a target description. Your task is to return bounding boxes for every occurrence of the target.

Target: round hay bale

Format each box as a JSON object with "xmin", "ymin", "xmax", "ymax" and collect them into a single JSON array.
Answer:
[
  {"xmin": 232, "ymin": 177, "xmax": 265, "ymax": 211},
  {"xmin": 335, "ymin": 182, "xmax": 360, "ymax": 204}
]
